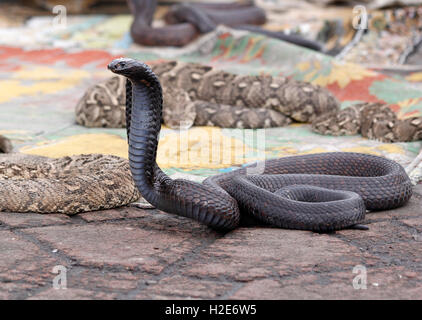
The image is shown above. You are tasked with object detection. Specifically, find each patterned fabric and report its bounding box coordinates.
[340,6,422,66]
[0,15,421,182]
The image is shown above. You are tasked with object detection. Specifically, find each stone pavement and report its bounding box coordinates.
[1,185,422,300]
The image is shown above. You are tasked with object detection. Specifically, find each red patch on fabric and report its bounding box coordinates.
[326,73,387,104]
[218,33,231,40]
[0,46,120,69]
[239,39,265,64]
[0,62,21,72]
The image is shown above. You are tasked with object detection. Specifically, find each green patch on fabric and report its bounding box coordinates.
[370,79,422,103]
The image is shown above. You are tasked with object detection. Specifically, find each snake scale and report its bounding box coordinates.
[108,57,413,231]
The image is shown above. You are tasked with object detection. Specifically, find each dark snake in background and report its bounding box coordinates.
[108,58,413,232]
[0,135,12,153]
[128,0,323,51]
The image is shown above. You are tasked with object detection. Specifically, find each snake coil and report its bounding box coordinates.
[108,58,413,232]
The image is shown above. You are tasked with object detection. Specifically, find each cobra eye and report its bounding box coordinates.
[118,62,126,68]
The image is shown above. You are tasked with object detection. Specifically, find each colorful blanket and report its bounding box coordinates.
[0,15,422,183]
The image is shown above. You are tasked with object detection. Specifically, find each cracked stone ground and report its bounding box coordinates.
[1,185,422,300]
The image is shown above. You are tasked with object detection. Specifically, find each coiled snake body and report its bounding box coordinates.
[129,0,322,50]
[109,58,413,232]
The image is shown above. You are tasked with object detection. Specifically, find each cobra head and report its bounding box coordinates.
[108,58,144,79]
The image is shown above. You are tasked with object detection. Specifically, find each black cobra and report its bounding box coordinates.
[108,58,413,232]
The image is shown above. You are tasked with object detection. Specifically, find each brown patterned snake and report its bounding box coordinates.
[0,127,138,214]
[76,60,339,130]
[76,60,422,142]
[312,102,422,142]
[0,152,139,214]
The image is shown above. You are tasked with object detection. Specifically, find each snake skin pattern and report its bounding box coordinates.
[312,102,422,142]
[108,57,413,232]
[0,153,139,214]
[76,60,336,130]
[75,75,127,128]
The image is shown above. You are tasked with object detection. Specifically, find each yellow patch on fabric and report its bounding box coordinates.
[340,146,381,155]
[339,144,406,156]
[19,128,260,169]
[297,60,375,88]
[21,134,128,159]
[12,66,89,81]
[375,144,405,154]
[302,147,331,154]
[157,127,259,169]
[0,67,89,103]
[406,72,422,82]
[339,146,381,155]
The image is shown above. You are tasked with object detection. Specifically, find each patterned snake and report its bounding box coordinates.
[76,60,338,130]
[108,57,413,232]
[76,60,422,142]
